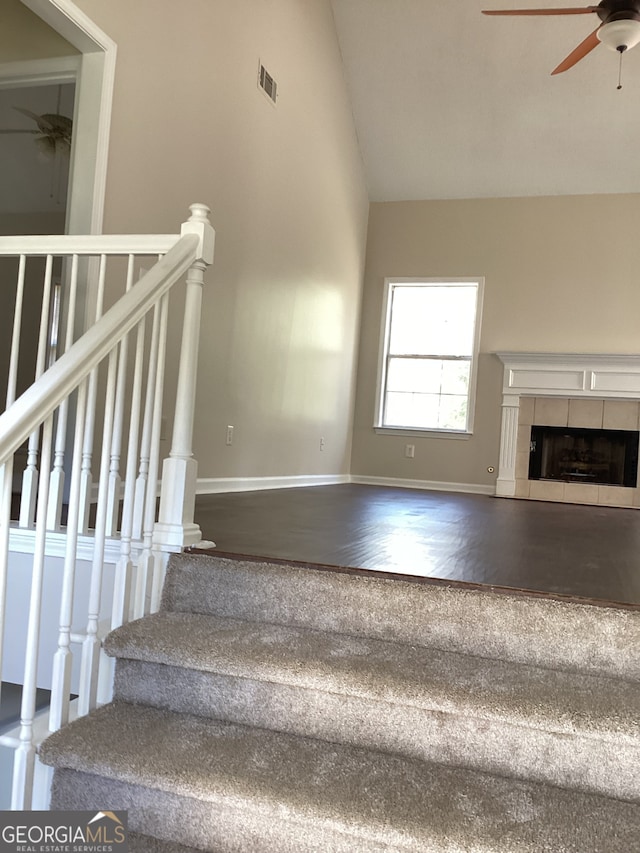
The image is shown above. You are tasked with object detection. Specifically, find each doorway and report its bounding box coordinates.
[0,80,75,235]
[12,0,117,236]
[0,1,115,483]
[0,80,76,423]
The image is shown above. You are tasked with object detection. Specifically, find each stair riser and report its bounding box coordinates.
[51,769,413,853]
[114,659,640,803]
[163,556,640,679]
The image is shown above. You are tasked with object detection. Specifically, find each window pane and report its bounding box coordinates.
[438,394,468,430]
[387,357,471,397]
[384,392,440,429]
[389,285,477,357]
[383,391,414,427]
[384,389,468,431]
[440,360,470,395]
[387,358,442,394]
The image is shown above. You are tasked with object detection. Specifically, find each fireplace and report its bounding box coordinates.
[496,353,640,508]
[529,426,639,488]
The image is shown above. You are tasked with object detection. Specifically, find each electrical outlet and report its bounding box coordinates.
[226,425,234,446]
[405,444,415,459]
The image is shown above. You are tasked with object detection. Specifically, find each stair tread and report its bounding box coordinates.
[106,610,640,742]
[161,554,640,680]
[41,701,640,853]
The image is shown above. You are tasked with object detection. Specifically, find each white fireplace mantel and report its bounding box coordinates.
[495,353,640,498]
[496,352,640,399]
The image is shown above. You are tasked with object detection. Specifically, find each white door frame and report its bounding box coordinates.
[12,0,117,235]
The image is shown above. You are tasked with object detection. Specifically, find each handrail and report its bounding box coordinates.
[0,232,199,466]
[0,234,180,257]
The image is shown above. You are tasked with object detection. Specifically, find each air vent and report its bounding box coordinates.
[258,62,277,105]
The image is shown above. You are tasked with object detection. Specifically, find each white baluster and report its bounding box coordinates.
[155,204,215,550]
[131,299,162,546]
[49,380,88,731]
[19,446,39,528]
[47,254,79,531]
[11,413,54,809]
[19,255,54,528]
[0,256,27,683]
[113,317,146,629]
[78,255,107,533]
[77,374,96,533]
[7,255,26,409]
[78,348,119,716]
[0,457,13,687]
[137,295,169,616]
[105,256,136,536]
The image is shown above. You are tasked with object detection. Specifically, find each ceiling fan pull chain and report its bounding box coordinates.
[617,45,625,90]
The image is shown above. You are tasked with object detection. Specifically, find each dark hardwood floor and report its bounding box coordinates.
[193,484,640,607]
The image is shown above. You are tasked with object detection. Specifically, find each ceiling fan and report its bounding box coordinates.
[0,87,73,203]
[0,107,72,155]
[483,1,640,77]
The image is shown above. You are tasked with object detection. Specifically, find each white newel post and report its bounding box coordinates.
[153,204,215,552]
[496,394,520,497]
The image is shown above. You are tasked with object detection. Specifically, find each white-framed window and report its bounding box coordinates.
[375,278,484,436]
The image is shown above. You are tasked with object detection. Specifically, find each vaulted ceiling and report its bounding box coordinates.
[330,0,640,201]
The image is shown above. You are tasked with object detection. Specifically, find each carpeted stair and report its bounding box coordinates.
[40,553,640,851]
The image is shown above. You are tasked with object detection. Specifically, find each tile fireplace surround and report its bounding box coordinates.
[496,353,640,509]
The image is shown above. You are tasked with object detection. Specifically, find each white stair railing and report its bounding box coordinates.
[0,204,215,809]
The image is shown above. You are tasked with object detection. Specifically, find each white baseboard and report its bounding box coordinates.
[350,475,495,496]
[196,474,350,495]
[195,473,494,496]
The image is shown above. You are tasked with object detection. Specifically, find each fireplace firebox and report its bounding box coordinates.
[529,426,640,488]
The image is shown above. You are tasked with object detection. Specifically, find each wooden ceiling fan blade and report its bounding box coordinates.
[551,27,601,73]
[483,7,599,15]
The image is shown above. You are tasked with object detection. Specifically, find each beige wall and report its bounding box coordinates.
[70,0,369,481]
[352,194,640,489]
[2,0,78,61]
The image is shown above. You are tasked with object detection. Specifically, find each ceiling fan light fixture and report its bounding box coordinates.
[596,19,640,53]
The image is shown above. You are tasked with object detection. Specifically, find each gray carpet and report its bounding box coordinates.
[40,554,640,851]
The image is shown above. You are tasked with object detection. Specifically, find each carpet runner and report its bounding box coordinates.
[40,553,640,851]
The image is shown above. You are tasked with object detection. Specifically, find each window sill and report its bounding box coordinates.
[374,427,472,440]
